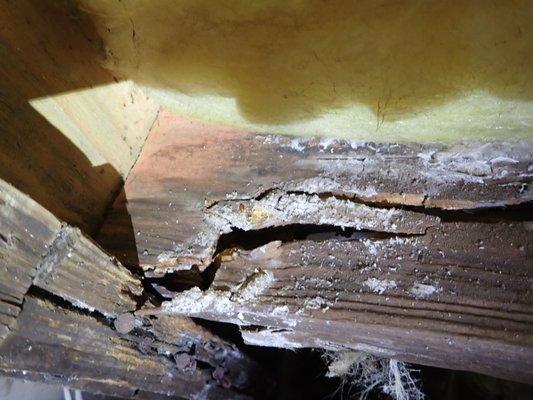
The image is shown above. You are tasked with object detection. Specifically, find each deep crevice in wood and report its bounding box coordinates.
[145,223,423,300]
[27,286,112,327]
[206,187,533,215]
[208,188,533,221]
[144,196,532,302]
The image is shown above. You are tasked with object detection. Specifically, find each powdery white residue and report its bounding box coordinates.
[319,137,337,151]
[303,296,333,310]
[421,141,532,185]
[241,328,304,349]
[284,176,343,193]
[410,282,441,298]
[289,138,306,152]
[364,278,397,295]
[417,150,436,163]
[387,237,411,245]
[162,269,273,317]
[448,160,491,177]
[490,156,519,165]
[157,251,178,264]
[349,140,366,150]
[214,190,427,234]
[362,239,379,256]
[236,269,273,302]
[260,135,282,145]
[162,287,235,316]
[272,305,290,315]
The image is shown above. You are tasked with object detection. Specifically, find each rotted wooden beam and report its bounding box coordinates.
[98,111,532,275]
[98,112,532,383]
[0,179,268,399]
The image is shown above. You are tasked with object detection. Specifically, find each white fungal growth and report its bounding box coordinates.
[289,138,306,152]
[303,296,332,310]
[364,278,397,295]
[323,351,425,400]
[157,251,178,264]
[161,287,235,315]
[272,305,290,315]
[234,269,273,302]
[161,269,273,317]
[241,328,304,349]
[326,351,364,377]
[410,282,440,298]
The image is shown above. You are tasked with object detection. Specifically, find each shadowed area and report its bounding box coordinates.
[81,0,532,139]
[0,0,158,234]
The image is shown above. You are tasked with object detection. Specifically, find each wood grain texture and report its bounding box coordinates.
[0,179,266,397]
[33,226,142,317]
[0,296,252,400]
[0,0,158,233]
[98,111,532,275]
[97,112,533,382]
[160,220,533,383]
[0,178,141,332]
[0,179,60,340]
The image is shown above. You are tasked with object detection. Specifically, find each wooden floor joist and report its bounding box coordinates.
[0,294,258,399]
[99,112,532,274]
[98,112,533,383]
[159,220,532,383]
[1,1,532,397]
[0,179,267,399]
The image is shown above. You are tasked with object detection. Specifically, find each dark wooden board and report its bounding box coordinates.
[156,220,532,383]
[33,226,142,318]
[98,112,533,382]
[0,178,267,398]
[0,295,253,399]
[0,179,61,340]
[98,112,532,275]
[0,178,141,330]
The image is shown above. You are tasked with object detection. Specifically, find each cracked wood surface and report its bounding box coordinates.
[0,178,264,398]
[98,111,532,275]
[98,112,533,382]
[32,226,142,318]
[159,220,533,383]
[0,178,142,330]
[0,179,61,340]
[0,295,252,400]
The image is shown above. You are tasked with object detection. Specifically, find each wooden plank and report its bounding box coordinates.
[155,220,533,383]
[0,0,158,234]
[98,111,532,275]
[98,112,533,382]
[0,179,60,340]
[0,178,141,328]
[0,295,254,400]
[0,178,267,397]
[33,226,142,317]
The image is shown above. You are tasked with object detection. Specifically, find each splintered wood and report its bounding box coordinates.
[0,179,264,399]
[98,112,533,383]
[0,296,257,400]
[100,112,531,274]
[0,179,60,340]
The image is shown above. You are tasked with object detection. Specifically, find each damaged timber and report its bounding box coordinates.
[0,179,268,399]
[98,113,533,384]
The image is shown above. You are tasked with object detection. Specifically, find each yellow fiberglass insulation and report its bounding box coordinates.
[79,0,533,141]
